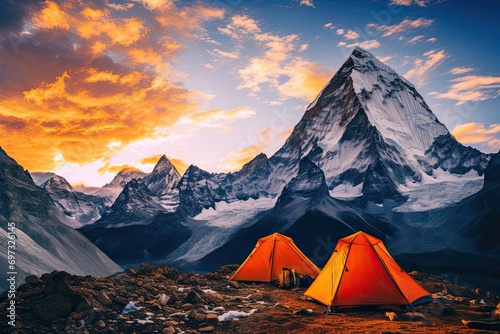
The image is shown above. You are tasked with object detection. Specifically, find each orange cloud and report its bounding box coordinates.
[135,0,173,10]
[218,14,261,39]
[451,123,500,149]
[170,158,189,174]
[404,49,447,86]
[217,127,292,171]
[217,144,267,172]
[32,1,69,30]
[448,67,475,75]
[0,0,224,176]
[76,12,148,46]
[139,155,189,174]
[98,163,138,174]
[432,75,500,105]
[140,155,164,165]
[278,60,332,101]
[214,14,336,104]
[155,5,224,37]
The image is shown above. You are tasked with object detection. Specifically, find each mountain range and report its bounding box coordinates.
[2,47,498,287]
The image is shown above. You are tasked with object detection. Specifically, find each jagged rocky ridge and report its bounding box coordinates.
[31,173,109,227]
[0,147,121,293]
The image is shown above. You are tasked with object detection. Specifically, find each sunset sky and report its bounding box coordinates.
[1,0,499,186]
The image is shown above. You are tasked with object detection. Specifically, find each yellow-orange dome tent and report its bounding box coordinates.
[230,232,321,282]
[304,231,430,307]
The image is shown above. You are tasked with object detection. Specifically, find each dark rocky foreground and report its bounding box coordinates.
[1,265,500,333]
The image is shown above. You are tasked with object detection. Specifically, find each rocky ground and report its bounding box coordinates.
[1,264,500,333]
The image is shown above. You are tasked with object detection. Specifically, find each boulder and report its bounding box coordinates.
[97,290,112,305]
[183,290,207,305]
[198,326,215,332]
[33,293,72,322]
[25,275,42,285]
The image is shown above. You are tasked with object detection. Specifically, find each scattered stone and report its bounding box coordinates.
[198,326,215,332]
[493,308,500,318]
[402,312,427,321]
[97,290,112,305]
[183,290,207,305]
[385,312,399,321]
[228,281,240,289]
[127,268,136,274]
[294,308,314,316]
[206,313,218,324]
[188,309,206,322]
[96,320,106,328]
[162,326,176,334]
[181,303,194,311]
[205,292,224,304]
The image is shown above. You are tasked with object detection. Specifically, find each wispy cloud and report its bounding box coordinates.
[299,0,316,8]
[323,22,335,30]
[220,14,333,102]
[209,48,240,59]
[217,127,292,171]
[338,40,381,50]
[406,35,425,45]
[367,17,434,37]
[187,107,256,129]
[451,123,500,151]
[389,0,441,7]
[404,49,447,86]
[431,75,500,105]
[344,30,360,40]
[218,14,261,39]
[448,67,475,75]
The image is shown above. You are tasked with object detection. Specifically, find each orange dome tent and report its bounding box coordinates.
[230,232,321,282]
[304,231,430,307]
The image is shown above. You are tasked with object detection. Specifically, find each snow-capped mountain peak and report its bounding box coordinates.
[145,155,181,196]
[274,47,489,202]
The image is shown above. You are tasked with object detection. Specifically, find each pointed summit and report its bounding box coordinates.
[273,48,489,202]
[152,154,178,174]
[145,155,181,196]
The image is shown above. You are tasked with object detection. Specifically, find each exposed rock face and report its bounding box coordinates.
[32,173,109,227]
[0,147,121,293]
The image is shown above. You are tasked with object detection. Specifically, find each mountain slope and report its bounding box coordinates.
[31,172,108,227]
[458,151,500,253]
[0,147,121,292]
[197,158,397,271]
[79,156,189,263]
